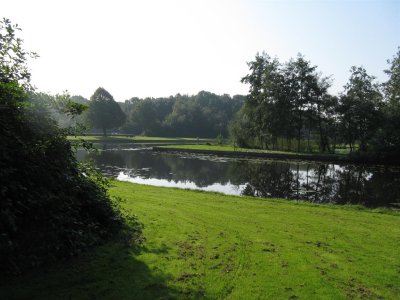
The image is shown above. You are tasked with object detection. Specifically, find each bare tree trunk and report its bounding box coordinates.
[297,112,303,152]
[318,118,324,152]
[297,133,301,152]
[296,163,300,199]
[332,125,337,154]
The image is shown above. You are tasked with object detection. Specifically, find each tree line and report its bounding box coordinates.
[45,49,399,162]
[231,49,400,161]
[120,91,244,137]
[62,48,399,163]
[55,90,245,138]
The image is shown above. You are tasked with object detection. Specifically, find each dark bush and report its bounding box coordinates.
[0,82,128,275]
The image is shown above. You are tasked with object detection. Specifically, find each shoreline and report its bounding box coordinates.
[67,136,212,144]
[153,146,350,163]
[153,145,400,165]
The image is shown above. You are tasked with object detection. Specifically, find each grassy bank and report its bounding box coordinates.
[159,144,304,154]
[67,135,211,143]
[2,182,399,299]
[155,144,348,162]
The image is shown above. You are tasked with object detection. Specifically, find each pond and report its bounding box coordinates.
[77,143,400,208]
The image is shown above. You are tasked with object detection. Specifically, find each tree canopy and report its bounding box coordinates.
[87,87,126,136]
[237,53,335,152]
[232,49,400,162]
[120,91,244,138]
[339,66,383,152]
[371,48,400,159]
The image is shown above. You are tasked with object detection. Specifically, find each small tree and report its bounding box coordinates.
[87,87,126,136]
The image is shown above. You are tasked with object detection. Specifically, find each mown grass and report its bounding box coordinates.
[2,182,399,299]
[159,144,348,157]
[67,135,211,143]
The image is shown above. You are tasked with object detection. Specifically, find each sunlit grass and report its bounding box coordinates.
[162,143,293,153]
[159,144,348,157]
[67,135,211,142]
[2,182,399,299]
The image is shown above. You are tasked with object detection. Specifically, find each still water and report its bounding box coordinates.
[77,143,400,207]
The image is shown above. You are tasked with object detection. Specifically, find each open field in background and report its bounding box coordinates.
[155,144,349,162]
[67,135,356,160]
[67,135,212,143]
[67,135,354,152]
[158,144,331,155]
[2,182,399,299]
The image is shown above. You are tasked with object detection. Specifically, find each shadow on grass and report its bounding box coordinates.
[0,243,203,300]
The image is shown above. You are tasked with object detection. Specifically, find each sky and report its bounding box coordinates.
[2,0,399,101]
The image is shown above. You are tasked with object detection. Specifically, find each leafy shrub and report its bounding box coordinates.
[0,82,135,275]
[215,133,224,145]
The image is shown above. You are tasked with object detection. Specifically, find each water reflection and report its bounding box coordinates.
[76,143,400,207]
[117,173,245,195]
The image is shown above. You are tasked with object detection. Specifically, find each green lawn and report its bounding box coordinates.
[161,144,295,154]
[2,182,399,299]
[159,144,347,158]
[67,135,211,143]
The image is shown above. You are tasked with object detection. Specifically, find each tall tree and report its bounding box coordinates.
[308,75,335,152]
[283,54,325,152]
[338,67,383,152]
[87,87,126,136]
[373,47,400,158]
[241,52,283,149]
[238,52,333,152]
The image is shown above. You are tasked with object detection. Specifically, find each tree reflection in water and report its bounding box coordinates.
[76,144,400,207]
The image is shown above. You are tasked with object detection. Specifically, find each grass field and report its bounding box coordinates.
[161,144,300,154]
[2,182,399,299]
[67,135,210,143]
[158,144,348,158]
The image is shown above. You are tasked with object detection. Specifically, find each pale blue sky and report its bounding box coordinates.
[2,0,399,101]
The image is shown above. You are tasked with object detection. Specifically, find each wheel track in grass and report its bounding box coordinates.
[218,231,248,299]
[180,207,249,299]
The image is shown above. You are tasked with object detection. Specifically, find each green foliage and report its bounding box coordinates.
[121,91,244,138]
[338,66,383,152]
[126,99,161,136]
[0,82,130,274]
[215,133,224,145]
[235,50,400,161]
[0,20,136,275]
[87,87,126,136]
[229,103,257,148]
[0,18,38,89]
[238,52,336,152]
[28,92,89,131]
[383,47,400,106]
[370,47,400,160]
